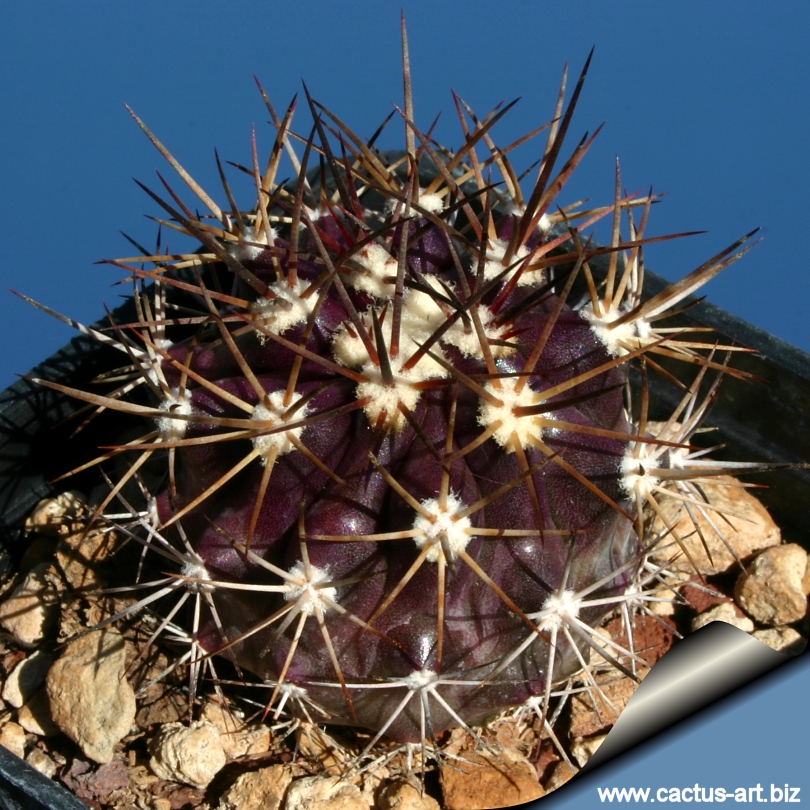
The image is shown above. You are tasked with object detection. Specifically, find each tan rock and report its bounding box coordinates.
[23,493,85,536]
[0,722,26,758]
[26,747,56,778]
[752,627,805,653]
[283,775,370,810]
[651,477,780,576]
[17,537,57,576]
[377,780,441,810]
[569,669,648,739]
[56,523,117,590]
[149,721,227,790]
[571,733,608,768]
[46,628,136,763]
[0,563,59,647]
[647,585,681,617]
[440,749,544,810]
[294,724,350,774]
[803,553,810,596]
[544,760,577,793]
[201,700,271,759]
[585,627,613,669]
[735,544,808,626]
[692,602,754,633]
[217,765,292,810]
[128,763,160,792]
[2,650,53,708]
[17,689,59,736]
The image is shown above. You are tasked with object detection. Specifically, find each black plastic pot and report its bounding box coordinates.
[0,253,808,807]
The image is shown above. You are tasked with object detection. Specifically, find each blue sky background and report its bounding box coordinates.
[1,1,808,390]
[1,0,809,796]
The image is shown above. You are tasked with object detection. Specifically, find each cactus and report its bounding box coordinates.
[25,25,770,755]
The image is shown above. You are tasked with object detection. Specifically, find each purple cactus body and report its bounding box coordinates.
[145,211,643,742]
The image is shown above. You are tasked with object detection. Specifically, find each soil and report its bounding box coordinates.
[0,487,805,810]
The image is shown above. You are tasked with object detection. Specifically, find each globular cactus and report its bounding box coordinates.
[27,30,766,752]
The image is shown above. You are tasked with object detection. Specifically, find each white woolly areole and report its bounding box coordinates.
[346,243,398,298]
[331,280,448,369]
[482,238,537,286]
[580,303,653,357]
[355,362,427,431]
[331,305,447,376]
[250,277,316,337]
[384,187,447,216]
[412,494,473,563]
[621,581,645,610]
[620,445,662,497]
[442,303,515,359]
[478,378,546,451]
[331,293,451,430]
[250,390,307,462]
[416,189,445,214]
[331,323,374,370]
[400,275,449,330]
[155,388,193,440]
[304,205,330,222]
[538,589,582,631]
[667,446,689,470]
[180,557,214,593]
[401,668,437,690]
[227,224,277,262]
[503,202,553,234]
[278,683,308,699]
[284,562,336,616]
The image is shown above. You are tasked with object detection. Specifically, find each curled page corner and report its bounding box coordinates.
[581,621,796,773]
